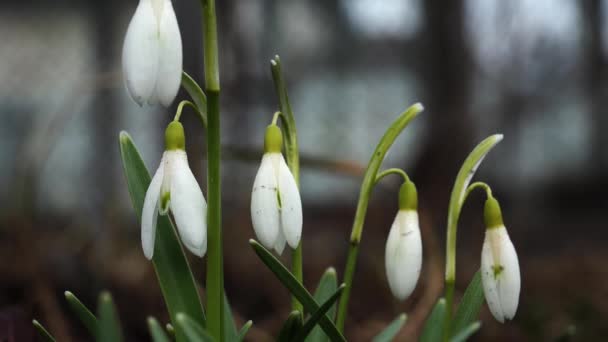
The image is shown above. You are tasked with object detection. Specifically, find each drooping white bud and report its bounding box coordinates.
[385,210,423,300]
[122,0,182,107]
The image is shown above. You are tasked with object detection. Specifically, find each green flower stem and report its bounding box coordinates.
[374,168,410,185]
[442,134,503,341]
[201,0,222,340]
[335,103,424,333]
[270,56,303,312]
[465,182,492,201]
[271,111,281,125]
[173,100,206,127]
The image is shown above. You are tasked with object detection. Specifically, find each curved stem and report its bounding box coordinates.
[201,0,222,340]
[374,168,410,185]
[173,100,206,128]
[270,56,303,312]
[465,182,492,201]
[335,103,424,333]
[442,135,503,341]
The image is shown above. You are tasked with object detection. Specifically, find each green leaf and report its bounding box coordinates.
[372,314,407,342]
[420,298,446,342]
[176,313,215,342]
[166,323,175,337]
[249,240,346,342]
[237,321,253,341]
[306,267,339,342]
[147,317,171,342]
[181,71,207,126]
[452,270,484,336]
[32,320,56,342]
[119,132,206,341]
[223,291,239,341]
[97,291,123,342]
[295,284,346,342]
[279,311,303,342]
[65,291,98,338]
[450,321,481,342]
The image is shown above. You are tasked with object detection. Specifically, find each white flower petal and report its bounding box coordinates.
[481,226,519,323]
[277,154,302,249]
[385,210,422,300]
[168,151,207,257]
[155,0,183,107]
[273,229,287,255]
[141,160,164,260]
[251,154,280,249]
[122,0,159,106]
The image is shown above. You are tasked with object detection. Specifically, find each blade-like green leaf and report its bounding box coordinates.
[166,323,175,337]
[176,313,215,342]
[450,321,481,342]
[148,317,171,342]
[238,321,253,341]
[181,72,207,126]
[295,284,346,342]
[249,240,346,342]
[119,132,206,341]
[306,267,338,342]
[32,320,56,342]
[372,314,407,342]
[452,270,484,336]
[279,311,303,342]
[65,291,98,337]
[420,298,447,342]
[97,291,123,342]
[223,291,238,341]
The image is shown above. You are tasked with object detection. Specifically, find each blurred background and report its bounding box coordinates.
[1,0,607,340]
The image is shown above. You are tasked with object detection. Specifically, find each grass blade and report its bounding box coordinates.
[452,270,484,336]
[307,267,338,342]
[295,284,346,341]
[176,313,215,342]
[147,317,170,342]
[32,320,56,342]
[420,298,446,342]
[279,311,303,342]
[223,291,239,341]
[372,314,407,342]
[249,240,346,342]
[119,132,206,341]
[450,321,481,342]
[97,291,123,342]
[238,321,253,341]
[65,291,98,337]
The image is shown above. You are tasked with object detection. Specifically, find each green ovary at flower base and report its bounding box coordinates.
[141,121,208,259]
[122,0,183,107]
[251,123,303,254]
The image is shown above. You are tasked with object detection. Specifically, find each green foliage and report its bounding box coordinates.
[372,314,407,342]
[306,268,339,342]
[97,292,123,342]
[450,322,481,342]
[32,320,56,342]
[452,270,485,337]
[420,298,447,342]
[65,291,98,338]
[249,239,346,342]
[176,313,215,342]
[295,284,346,342]
[279,311,304,342]
[147,317,171,342]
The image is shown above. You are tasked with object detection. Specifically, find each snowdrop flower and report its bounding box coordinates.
[142,121,207,259]
[385,180,422,300]
[481,196,520,323]
[251,124,302,254]
[122,0,182,106]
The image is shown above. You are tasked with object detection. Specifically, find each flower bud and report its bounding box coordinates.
[481,197,520,323]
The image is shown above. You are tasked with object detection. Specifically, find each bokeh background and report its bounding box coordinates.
[1,0,607,340]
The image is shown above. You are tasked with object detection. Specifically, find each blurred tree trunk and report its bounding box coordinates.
[89,0,118,217]
[582,0,608,177]
[415,0,473,214]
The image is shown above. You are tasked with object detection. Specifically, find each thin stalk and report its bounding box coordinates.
[173,100,206,127]
[374,168,410,185]
[335,103,423,332]
[201,0,222,340]
[270,56,303,312]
